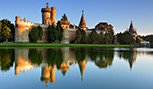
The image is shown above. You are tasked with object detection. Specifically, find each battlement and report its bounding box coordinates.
[16,16,48,28]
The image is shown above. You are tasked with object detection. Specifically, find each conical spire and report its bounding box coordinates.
[129,21,135,32]
[79,10,87,30]
[79,60,87,80]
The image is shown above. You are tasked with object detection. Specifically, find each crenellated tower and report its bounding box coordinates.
[41,3,56,25]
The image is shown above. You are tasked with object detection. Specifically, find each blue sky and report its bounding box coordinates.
[0,0,153,35]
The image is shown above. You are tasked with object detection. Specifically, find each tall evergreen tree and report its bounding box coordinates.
[29,27,39,42]
[89,30,99,43]
[56,22,64,42]
[75,29,82,43]
[37,26,43,40]
[48,25,55,42]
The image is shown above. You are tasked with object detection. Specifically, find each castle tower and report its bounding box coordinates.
[41,3,52,25]
[128,21,138,39]
[129,21,135,32]
[51,7,56,23]
[79,10,88,30]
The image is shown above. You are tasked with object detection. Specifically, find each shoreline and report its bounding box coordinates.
[0,43,134,48]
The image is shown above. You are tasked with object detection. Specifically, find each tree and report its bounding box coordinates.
[80,29,86,43]
[75,29,82,43]
[29,26,43,42]
[108,31,114,44]
[1,25,11,42]
[29,27,39,42]
[37,26,43,40]
[48,25,55,42]
[108,24,114,34]
[95,22,108,31]
[56,22,64,42]
[0,19,15,42]
[105,32,110,44]
[89,30,99,43]
[117,31,135,44]
[99,31,105,44]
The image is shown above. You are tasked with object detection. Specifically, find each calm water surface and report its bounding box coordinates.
[0,47,153,89]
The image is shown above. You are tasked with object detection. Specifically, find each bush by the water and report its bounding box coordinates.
[75,28,115,44]
[116,31,135,44]
[29,26,43,42]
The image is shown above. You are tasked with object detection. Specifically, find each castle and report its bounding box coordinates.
[15,3,88,43]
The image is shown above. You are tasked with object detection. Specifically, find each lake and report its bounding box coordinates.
[0,47,153,89]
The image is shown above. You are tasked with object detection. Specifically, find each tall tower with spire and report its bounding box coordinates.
[129,21,135,32]
[79,10,88,30]
[128,21,137,39]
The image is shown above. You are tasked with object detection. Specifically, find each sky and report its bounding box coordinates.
[0,0,153,35]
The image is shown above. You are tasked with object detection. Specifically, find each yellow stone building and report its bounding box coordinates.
[15,3,89,43]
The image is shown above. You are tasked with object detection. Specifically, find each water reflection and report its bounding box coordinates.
[0,49,14,72]
[0,47,139,87]
[117,48,137,69]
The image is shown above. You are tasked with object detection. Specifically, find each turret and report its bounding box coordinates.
[41,3,51,25]
[129,21,135,32]
[79,10,88,30]
[15,16,20,26]
[51,7,56,23]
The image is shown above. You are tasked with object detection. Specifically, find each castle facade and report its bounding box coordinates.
[15,3,88,43]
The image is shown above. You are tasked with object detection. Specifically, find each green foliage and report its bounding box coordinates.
[37,26,43,40]
[105,32,110,44]
[48,23,64,43]
[29,26,43,42]
[117,31,135,44]
[80,29,86,43]
[141,35,153,43]
[0,19,15,42]
[29,49,43,65]
[99,32,105,43]
[88,30,99,43]
[75,29,82,43]
[29,27,39,42]
[75,28,87,44]
[0,49,14,72]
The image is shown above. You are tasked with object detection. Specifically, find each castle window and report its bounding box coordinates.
[26,27,28,30]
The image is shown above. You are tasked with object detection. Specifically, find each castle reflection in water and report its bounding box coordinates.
[0,47,138,87]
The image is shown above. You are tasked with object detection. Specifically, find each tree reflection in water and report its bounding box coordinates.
[0,49,14,72]
[0,47,138,86]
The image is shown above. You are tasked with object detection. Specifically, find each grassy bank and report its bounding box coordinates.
[0,43,134,48]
